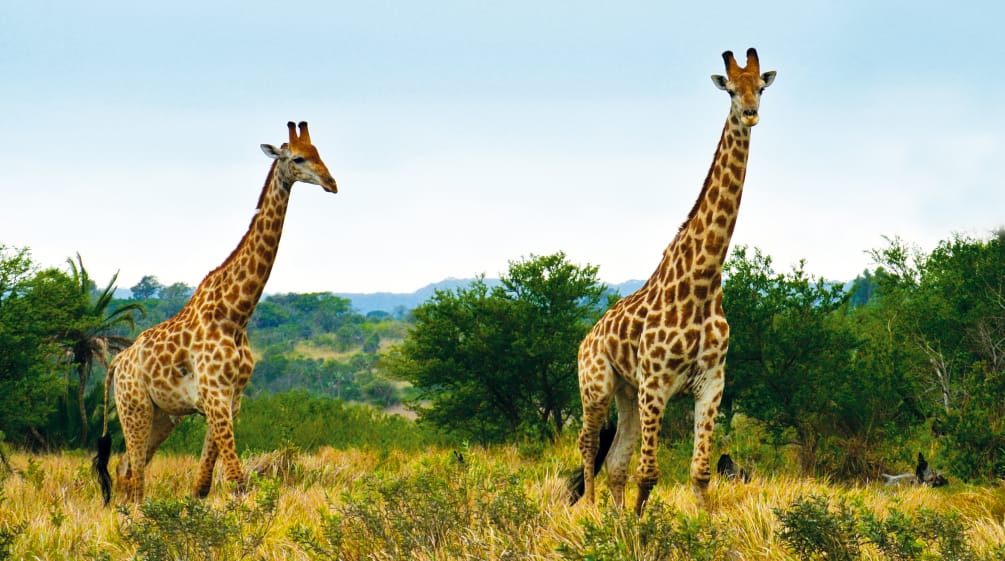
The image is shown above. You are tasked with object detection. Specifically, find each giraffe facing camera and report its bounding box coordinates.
[94,121,338,504]
[572,48,775,515]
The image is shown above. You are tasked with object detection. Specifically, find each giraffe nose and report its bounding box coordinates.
[741,109,759,126]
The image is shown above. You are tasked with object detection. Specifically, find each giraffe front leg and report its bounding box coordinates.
[691,366,725,510]
[635,390,666,516]
[203,396,246,495]
[194,427,219,498]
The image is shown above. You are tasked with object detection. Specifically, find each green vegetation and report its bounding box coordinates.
[5,447,1005,560]
[384,252,609,444]
[2,229,1005,487]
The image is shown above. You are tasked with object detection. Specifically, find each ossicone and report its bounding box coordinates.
[721,50,740,73]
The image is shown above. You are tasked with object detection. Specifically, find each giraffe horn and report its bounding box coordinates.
[287,121,298,144]
[721,50,740,74]
[745,48,760,73]
[298,121,311,144]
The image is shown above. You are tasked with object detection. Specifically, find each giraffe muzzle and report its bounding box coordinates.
[321,176,339,193]
[741,109,759,126]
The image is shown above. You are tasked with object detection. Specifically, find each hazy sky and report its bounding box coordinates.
[3,1,1002,294]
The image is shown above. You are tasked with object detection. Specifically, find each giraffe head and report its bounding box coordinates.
[260,121,338,193]
[711,48,776,127]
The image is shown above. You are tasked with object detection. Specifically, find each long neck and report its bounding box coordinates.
[187,161,292,329]
[652,109,752,286]
[682,110,751,259]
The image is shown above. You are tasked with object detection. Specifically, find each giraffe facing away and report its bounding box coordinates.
[94,121,338,504]
[573,49,775,514]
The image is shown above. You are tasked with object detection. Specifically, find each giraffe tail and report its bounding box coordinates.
[566,419,617,505]
[93,362,115,506]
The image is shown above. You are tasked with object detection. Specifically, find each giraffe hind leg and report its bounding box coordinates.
[575,352,617,506]
[118,391,154,503]
[606,385,640,510]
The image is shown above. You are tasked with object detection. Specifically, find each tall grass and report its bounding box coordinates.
[1,443,1004,560]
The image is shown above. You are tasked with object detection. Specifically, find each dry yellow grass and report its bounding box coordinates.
[2,445,1004,560]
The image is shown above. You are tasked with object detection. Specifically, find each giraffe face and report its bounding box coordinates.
[711,48,776,127]
[260,121,338,193]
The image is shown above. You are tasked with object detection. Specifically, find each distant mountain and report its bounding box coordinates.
[334,278,499,315]
[115,277,646,314]
[337,278,645,314]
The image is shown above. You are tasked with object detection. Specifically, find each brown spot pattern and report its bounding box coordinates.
[576,56,768,512]
[103,123,337,503]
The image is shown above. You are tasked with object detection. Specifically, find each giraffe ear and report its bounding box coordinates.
[260,144,282,159]
[761,71,777,88]
[711,75,729,91]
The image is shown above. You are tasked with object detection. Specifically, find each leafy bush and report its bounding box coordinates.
[559,500,729,561]
[774,494,862,561]
[289,452,542,560]
[159,390,445,455]
[776,494,992,561]
[117,476,279,561]
[858,508,925,561]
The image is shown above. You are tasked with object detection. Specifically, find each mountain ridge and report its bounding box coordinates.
[336,278,646,314]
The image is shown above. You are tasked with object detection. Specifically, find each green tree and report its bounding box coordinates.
[160,282,194,301]
[499,252,607,438]
[0,246,73,445]
[130,275,163,300]
[60,254,145,445]
[870,232,1005,480]
[386,252,606,444]
[722,246,862,473]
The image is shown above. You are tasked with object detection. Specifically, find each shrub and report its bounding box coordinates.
[774,494,861,561]
[777,494,990,561]
[117,476,279,561]
[559,499,729,561]
[290,452,542,560]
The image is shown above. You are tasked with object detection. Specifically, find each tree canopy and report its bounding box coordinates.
[385,252,607,444]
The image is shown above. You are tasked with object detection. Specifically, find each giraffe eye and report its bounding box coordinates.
[292,157,306,164]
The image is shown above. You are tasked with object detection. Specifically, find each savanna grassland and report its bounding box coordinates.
[3,443,1005,561]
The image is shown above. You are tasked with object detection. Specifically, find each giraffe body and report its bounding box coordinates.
[96,122,337,503]
[576,49,775,514]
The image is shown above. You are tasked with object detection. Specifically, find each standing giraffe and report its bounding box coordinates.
[573,49,775,514]
[94,121,338,503]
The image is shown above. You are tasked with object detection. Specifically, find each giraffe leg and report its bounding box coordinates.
[606,385,640,510]
[197,393,245,497]
[193,426,219,498]
[145,408,178,465]
[690,365,725,510]
[577,352,615,506]
[577,401,609,506]
[634,389,667,516]
[117,386,154,503]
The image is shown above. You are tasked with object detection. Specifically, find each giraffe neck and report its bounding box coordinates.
[187,161,293,329]
[656,109,751,283]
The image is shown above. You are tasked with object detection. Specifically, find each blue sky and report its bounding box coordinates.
[2,1,1002,294]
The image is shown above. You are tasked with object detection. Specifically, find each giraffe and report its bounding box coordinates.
[573,49,775,514]
[94,121,338,504]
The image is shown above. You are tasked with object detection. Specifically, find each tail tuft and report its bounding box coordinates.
[93,434,112,506]
[567,420,617,505]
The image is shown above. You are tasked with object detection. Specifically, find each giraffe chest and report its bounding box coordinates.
[598,285,729,385]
